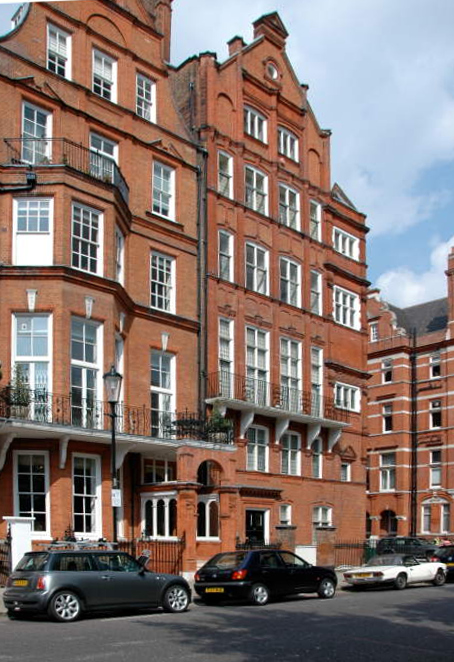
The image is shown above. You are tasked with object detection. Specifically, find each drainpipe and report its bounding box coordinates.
[196,146,208,417]
[0,170,37,193]
[410,328,418,536]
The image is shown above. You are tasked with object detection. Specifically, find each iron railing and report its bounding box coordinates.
[0,387,233,443]
[207,371,349,423]
[118,536,185,575]
[0,527,12,586]
[236,540,282,550]
[2,137,129,204]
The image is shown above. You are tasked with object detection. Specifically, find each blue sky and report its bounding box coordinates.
[1,0,454,308]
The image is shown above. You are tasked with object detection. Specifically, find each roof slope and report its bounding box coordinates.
[388,298,448,336]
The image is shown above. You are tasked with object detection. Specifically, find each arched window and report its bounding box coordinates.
[169,498,177,536]
[209,501,219,537]
[157,499,165,536]
[197,501,206,537]
[197,498,219,538]
[144,500,154,537]
[142,493,178,539]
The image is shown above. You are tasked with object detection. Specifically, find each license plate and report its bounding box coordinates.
[205,587,224,593]
[446,563,454,567]
[12,579,28,587]
[354,573,372,578]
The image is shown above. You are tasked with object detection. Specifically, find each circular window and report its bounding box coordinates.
[266,63,279,80]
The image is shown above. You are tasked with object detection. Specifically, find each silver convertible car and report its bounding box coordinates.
[343,554,447,590]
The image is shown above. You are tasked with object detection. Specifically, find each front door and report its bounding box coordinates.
[246,510,265,544]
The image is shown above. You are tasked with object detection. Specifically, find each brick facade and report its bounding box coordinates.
[0,0,369,574]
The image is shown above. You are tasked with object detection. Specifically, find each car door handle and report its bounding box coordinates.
[101,575,113,581]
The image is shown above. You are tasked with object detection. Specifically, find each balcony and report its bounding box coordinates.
[0,387,233,445]
[2,137,129,205]
[206,371,349,448]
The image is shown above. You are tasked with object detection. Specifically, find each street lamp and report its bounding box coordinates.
[103,365,122,544]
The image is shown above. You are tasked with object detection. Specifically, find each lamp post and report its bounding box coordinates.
[103,365,122,544]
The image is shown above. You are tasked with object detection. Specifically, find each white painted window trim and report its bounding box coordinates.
[245,241,269,295]
[309,200,322,241]
[332,226,359,261]
[246,425,269,472]
[136,72,156,122]
[244,105,267,143]
[218,150,233,198]
[278,183,300,230]
[281,432,301,476]
[196,495,220,540]
[218,230,234,282]
[92,48,117,102]
[21,101,52,163]
[13,450,51,539]
[140,491,179,540]
[152,161,176,220]
[70,316,104,408]
[71,202,104,276]
[278,126,298,161]
[150,251,176,313]
[244,165,268,215]
[72,452,102,540]
[333,285,360,330]
[334,381,360,412]
[47,22,71,79]
[13,197,54,266]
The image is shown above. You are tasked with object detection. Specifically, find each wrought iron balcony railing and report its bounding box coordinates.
[206,371,349,423]
[0,387,233,444]
[2,137,129,205]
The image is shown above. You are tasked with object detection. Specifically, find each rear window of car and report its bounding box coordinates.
[51,555,95,571]
[15,553,49,571]
[205,552,248,569]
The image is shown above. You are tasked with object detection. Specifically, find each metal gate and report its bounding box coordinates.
[118,535,186,575]
[0,527,12,586]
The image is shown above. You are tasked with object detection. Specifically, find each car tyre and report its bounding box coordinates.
[394,573,407,590]
[249,583,270,606]
[317,577,336,599]
[162,584,190,613]
[432,569,446,587]
[48,591,83,622]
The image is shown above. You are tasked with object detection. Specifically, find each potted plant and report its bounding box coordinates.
[206,401,233,443]
[6,364,31,417]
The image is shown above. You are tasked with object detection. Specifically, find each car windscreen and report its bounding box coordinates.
[366,555,403,567]
[15,553,49,571]
[205,552,248,569]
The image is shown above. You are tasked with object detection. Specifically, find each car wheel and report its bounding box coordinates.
[162,584,190,613]
[47,591,83,622]
[249,583,270,606]
[394,573,407,590]
[432,569,446,586]
[317,578,336,599]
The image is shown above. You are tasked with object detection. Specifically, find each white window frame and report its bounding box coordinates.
[92,48,117,102]
[370,322,379,342]
[312,506,332,534]
[47,23,71,79]
[246,425,269,472]
[245,165,268,215]
[430,449,442,488]
[422,504,431,534]
[279,504,292,526]
[311,438,323,478]
[334,382,360,412]
[311,346,323,417]
[219,317,234,398]
[333,227,359,260]
[441,503,450,534]
[13,197,54,266]
[115,226,125,285]
[245,242,268,295]
[71,202,103,276]
[280,257,301,307]
[70,317,103,428]
[281,432,301,476]
[196,495,220,540]
[278,126,298,161]
[218,151,233,198]
[72,453,102,539]
[310,270,322,316]
[150,251,175,313]
[341,462,351,482]
[382,359,393,383]
[380,452,396,491]
[430,400,442,429]
[141,492,178,540]
[143,457,175,484]
[14,450,50,539]
[333,286,360,330]
[219,230,233,281]
[280,337,301,411]
[383,404,393,433]
[246,326,269,406]
[21,101,52,164]
[309,200,322,241]
[244,106,267,143]
[136,72,156,122]
[278,183,300,229]
[430,352,441,378]
[150,349,175,437]
[89,132,118,184]
[152,161,176,220]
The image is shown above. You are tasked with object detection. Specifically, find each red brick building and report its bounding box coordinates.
[367,252,454,539]
[0,0,369,574]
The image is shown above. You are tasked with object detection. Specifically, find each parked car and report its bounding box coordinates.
[375,536,437,559]
[431,545,454,579]
[343,554,447,590]
[194,549,337,605]
[3,549,191,622]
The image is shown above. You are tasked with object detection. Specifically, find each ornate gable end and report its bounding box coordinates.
[332,183,357,211]
[253,12,289,48]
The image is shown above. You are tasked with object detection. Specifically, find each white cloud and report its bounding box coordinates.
[376,235,454,307]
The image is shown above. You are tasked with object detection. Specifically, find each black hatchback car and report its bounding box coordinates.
[431,545,454,579]
[375,536,437,559]
[3,549,191,622]
[194,549,337,605]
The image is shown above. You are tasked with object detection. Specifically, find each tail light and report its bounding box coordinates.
[194,572,201,582]
[343,573,351,579]
[36,575,47,591]
[231,569,248,580]
[429,556,438,562]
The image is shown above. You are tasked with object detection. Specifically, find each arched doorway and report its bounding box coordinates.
[380,509,397,536]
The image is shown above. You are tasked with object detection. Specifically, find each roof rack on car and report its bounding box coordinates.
[44,540,116,551]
